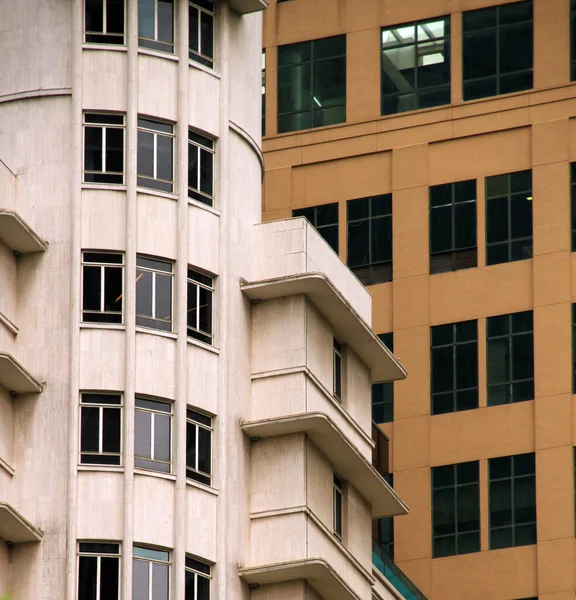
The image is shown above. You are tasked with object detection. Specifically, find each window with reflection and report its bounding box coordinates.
[431,320,478,415]
[78,542,120,600]
[136,256,173,332]
[186,408,212,485]
[347,194,392,285]
[293,203,339,253]
[189,0,214,68]
[372,333,394,423]
[82,252,124,323]
[185,556,211,600]
[133,546,170,600]
[80,393,122,465]
[85,0,125,45]
[134,397,172,473]
[278,35,346,133]
[489,453,536,549]
[188,131,215,206]
[187,268,214,344]
[84,113,125,184]
[463,0,533,101]
[485,170,532,266]
[138,0,174,54]
[430,179,477,274]
[381,17,450,115]
[432,461,480,558]
[137,118,174,193]
[487,311,534,406]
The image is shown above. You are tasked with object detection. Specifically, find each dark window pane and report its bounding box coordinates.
[156,134,173,183]
[433,464,454,488]
[200,149,213,196]
[490,479,512,527]
[463,31,497,79]
[154,414,171,462]
[430,205,452,253]
[455,202,476,248]
[157,0,174,44]
[434,535,456,558]
[135,410,152,459]
[486,197,509,243]
[100,556,119,600]
[106,127,124,174]
[463,7,497,32]
[433,487,455,536]
[133,559,150,600]
[432,346,454,393]
[198,426,211,475]
[500,23,533,74]
[85,127,103,172]
[81,407,100,453]
[197,574,210,600]
[83,266,101,311]
[137,130,154,178]
[152,562,169,600]
[103,408,121,454]
[136,269,153,318]
[78,556,97,600]
[347,220,369,267]
[107,0,124,35]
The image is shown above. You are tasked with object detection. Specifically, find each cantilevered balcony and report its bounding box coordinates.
[0,210,47,254]
[229,0,268,14]
[0,502,43,544]
[0,352,43,394]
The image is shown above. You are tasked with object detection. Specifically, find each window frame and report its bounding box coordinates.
[186,408,213,486]
[293,202,339,254]
[84,0,125,45]
[189,0,214,68]
[137,117,175,193]
[78,541,121,600]
[134,396,173,474]
[372,333,394,423]
[333,474,343,540]
[82,251,125,324]
[185,555,212,600]
[333,338,342,402]
[187,267,214,344]
[83,113,126,185]
[188,131,215,206]
[380,16,451,116]
[79,392,123,466]
[132,545,171,600]
[138,0,175,54]
[262,50,266,136]
[136,255,174,332]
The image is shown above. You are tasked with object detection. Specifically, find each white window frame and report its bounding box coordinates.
[333,474,343,540]
[82,251,125,323]
[187,267,214,343]
[187,131,215,206]
[83,113,126,184]
[134,397,173,473]
[78,541,121,600]
[133,546,171,600]
[138,0,174,54]
[84,0,126,44]
[186,408,213,485]
[137,118,175,193]
[189,0,215,67]
[185,555,212,600]
[136,256,174,332]
[79,392,123,465]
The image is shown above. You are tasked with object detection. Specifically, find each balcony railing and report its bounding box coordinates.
[372,539,428,600]
[372,422,390,478]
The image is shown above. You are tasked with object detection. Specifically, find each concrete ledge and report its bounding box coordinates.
[0,502,43,543]
[229,0,268,14]
[241,412,408,518]
[0,209,47,254]
[239,558,359,600]
[0,352,44,394]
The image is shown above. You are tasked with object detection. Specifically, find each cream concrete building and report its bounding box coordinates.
[0,1,408,599]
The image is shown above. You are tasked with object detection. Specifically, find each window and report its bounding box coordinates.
[262,50,266,136]
[185,556,211,600]
[431,320,478,415]
[485,170,532,266]
[372,333,394,423]
[186,409,212,485]
[134,397,172,473]
[84,114,125,185]
[333,474,343,539]
[82,252,124,324]
[375,474,394,558]
[432,461,480,558]
[572,0,576,80]
[85,0,125,45]
[136,256,173,332]
[487,311,534,406]
[138,0,174,53]
[137,118,174,193]
[489,453,536,549]
[278,35,346,133]
[381,17,450,116]
[430,180,477,274]
[188,132,214,206]
[80,393,122,465]
[133,546,170,600]
[571,163,576,251]
[78,542,120,600]
[333,339,342,402]
[189,1,214,68]
[463,0,533,101]
[293,203,339,253]
[347,194,392,285]
[187,268,214,344]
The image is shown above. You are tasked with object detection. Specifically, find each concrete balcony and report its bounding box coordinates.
[0,210,47,255]
[0,502,43,544]
[229,0,268,14]
[0,352,43,395]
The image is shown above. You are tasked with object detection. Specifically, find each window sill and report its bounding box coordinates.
[188,197,220,217]
[136,327,177,340]
[82,43,127,52]
[137,187,178,202]
[187,337,220,355]
[78,465,124,473]
[138,48,179,63]
[80,323,126,331]
[134,468,176,481]
[82,183,127,192]
[186,478,219,496]
[188,60,221,79]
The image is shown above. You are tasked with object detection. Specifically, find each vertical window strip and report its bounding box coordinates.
[82,251,124,323]
[136,256,173,332]
[134,397,172,473]
[83,113,126,184]
[333,474,343,539]
[372,333,394,423]
[187,268,214,344]
[186,408,213,485]
[189,0,215,68]
[80,393,122,465]
[185,556,211,600]
[188,132,215,206]
[137,118,174,193]
[133,546,170,600]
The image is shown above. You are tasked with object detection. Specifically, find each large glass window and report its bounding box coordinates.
[186,409,212,485]
[78,542,120,600]
[487,311,534,406]
[82,252,124,324]
[430,179,477,274]
[85,0,125,45]
[293,203,339,253]
[136,256,173,332]
[137,118,174,193]
[333,474,343,540]
[138,0,174,54]
[134,397,172,473]
[347,194,392,285]
[278,35,346,133]
[188,132,214,206]
[489,453,536,549]
[381,17,450,116]
[185,556,211,600]
[133,546,170,600]
[372,333,394,423]
[187,268,213,344]
[80,393,122,465]
[375,473,395,558]
[84,113,125,185]
[463,0,533,101]
[485,170,532,266]
[189,1,214,68]
[431,320,478,415]
[432,461,480,558]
